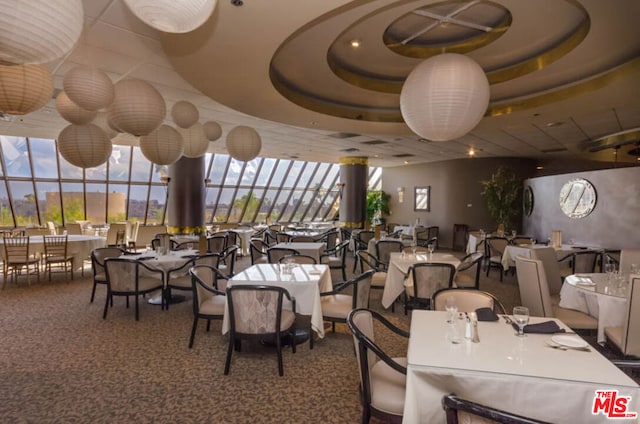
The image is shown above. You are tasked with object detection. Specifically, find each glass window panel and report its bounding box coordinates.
[0,182,13,227]
[296,162,315,188]
[208,154,229,185]
[37,182,62,225]
[215,188,235,221]
[130,148,152,182]
[58,152,83,179]
[245,189,264,222]
[128,185,149,224]
[322,165,339,189]
[369,166,382,191]
[205,187,220,223]
[282,161,304,188]
[108,145,131,181]
[84,161,107,182]
[10,181,37,226]
[260,189,278,219]
[30,138,59,178]
[309,163,329,189]
[229,188,250,223]
[1,136,31,177]
[295,190,315,222]
[270,160,290,186]
[239,158,260,186]
[318,193,340,220]
[255,159,276,186]
[85,183,108,224]
[146,185,166,225]
[274,189,293,221]
[59,183,85,225]
[225,159,243,186]
[103,184,127,222]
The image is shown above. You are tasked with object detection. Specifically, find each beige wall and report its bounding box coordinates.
[382,157,536,249]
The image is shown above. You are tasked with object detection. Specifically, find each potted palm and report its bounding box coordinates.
[480,166,522,233]
[366,190,390,227]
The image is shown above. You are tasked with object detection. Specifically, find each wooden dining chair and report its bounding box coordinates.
[188,264,229,348]
[432,288,505,314]
[90,247,126,303]
[404,262,456,314]
[3,236,40,287]
[604,276,640,357]
[442,395,549,424]
[42,235,74,281]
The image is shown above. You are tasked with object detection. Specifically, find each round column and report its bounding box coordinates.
[339,156,368,229]
[167,156,205,234]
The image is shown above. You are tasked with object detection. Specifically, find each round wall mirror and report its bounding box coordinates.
[523,186,534,216]
[559,178,597,219]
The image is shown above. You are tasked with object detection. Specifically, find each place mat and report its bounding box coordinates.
[512,320,566,334]
[475,307,499,321]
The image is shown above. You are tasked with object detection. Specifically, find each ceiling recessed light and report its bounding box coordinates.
[536,166,544,170]
[350,39,361,48]
[403,160,409,164]
[468,147,475,157]
[545,122,564,128]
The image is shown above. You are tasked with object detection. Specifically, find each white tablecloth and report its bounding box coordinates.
[222,263,332,338]
[234,229,255,256]
[381,252,460,309]
[560,273,628,343]
[501,244,577,270]
[273,242,326,263]
[137,249,197,281]
[404,310,640,423]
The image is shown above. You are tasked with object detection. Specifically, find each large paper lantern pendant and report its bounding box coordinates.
[140,125,184,165]
[123,0,217,33]
[0,64,53,115]
[57,124,113,168]
[226,126,261,162]
[107,79,166,137]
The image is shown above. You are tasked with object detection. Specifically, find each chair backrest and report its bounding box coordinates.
[280,254,317,265]
[375,240,404,265]
[267,247,299,263]
[207,234,227,253]
[433,288,505,314]
[24,227,49,236]
[106,223,127,245]
[290,235,314,242]
[486,236,509,257]
[47,221,57,235]
[104,258,138,293]
[442,395,548,424]
[456,252,483,272]
[190,264,226,315]
[226,285,290,335]
[357,250,382,273]
[530,247,563,295]
[129,221,140,244]
[426,226,439,241]
[569,250,598,274]
[350,270,374,309]
[620,249,640,275]
[220,245,239,275]
[514,256,553,317]
[357,230,375,247]
[409,263,456,301]
[512,236,535,246]
[3,236,31,261]
[276,232,292,243]
[91,247,124,269]
[621,276,640,356]
[250,239,269,264]
[339,227,353,244]
[175,240,199,250]
[43,235,68,257]
[65,222,83,235]
[323,230,338,250]
[415,227,429,244]
[226,230,239,246]
[135,225,167,248]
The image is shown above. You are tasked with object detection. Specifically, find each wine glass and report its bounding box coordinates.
[445,296,458,323]
[428,243,435,257]
[513,306,529,337]
[411,241,417,256]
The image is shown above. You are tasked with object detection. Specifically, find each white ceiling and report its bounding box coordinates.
[1,0,639,168]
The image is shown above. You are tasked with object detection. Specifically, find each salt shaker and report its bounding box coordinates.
[464,315,472,340]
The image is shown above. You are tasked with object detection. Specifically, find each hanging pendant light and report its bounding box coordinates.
[57,124,113,169]
[140,125,184,165]
[56,91,97,125]
[0,64,53,115]
[123,0,217,33]
[203,121,222,141]
[177,122,209,158]
[107,79,166,137]
[226,126,261,162]
[171,101,199,129]
[63,65,115,111]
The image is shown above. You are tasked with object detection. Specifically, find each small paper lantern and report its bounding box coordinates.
[226,126,261,162]
[107,79,166,136]
[203,121,222,141]
[91,111,119,139]
[177,123,209,158]
[0,64,53,115]
[400,53,490,141]
[171,100,199,129]
[63,65,114,111]
[58,124,113,168]
[140,125,184,165]
[56,91,97,125]
[0,0,83,65]
[123,0,217,33]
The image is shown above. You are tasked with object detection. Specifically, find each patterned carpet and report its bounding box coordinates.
[0,252,633,423]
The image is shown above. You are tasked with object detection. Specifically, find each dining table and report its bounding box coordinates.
[560,273,629,343]
[272,241,326,263]
[221,263,332,338]
[381,252,460,309]
[404,310,640,423]
[501,243,589,271]
[135,248,199,305]
[233,228,256,256]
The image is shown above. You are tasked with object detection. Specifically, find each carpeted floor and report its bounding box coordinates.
[0,251,633,423]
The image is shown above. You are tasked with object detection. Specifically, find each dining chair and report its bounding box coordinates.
[3,236,40,287]
[225,285,296,377]
[318,239,349,282]
[174,240,199,250]
[165,253,220,310]
[415,226,430,246]
[249,238,269,265]
[321,269,374,333]
[355,230,375,252]
[317,229,338,251]
[425,226,439,249]
[42,235,74,281]
[566,250,599,275]
[218,244,239,278]
[620,249,640,275]
[514,256,597,330]
[64,222,83,235]
[103,257,165,320]
[375,239,404,270]
[530,247,563,297]
[264,229,278,246]
[604,275,640,357]
[404,262,456,314]
[511,235,535,246]
[151,233,178,251]
[90,247,126,303]
[207,234,227,254]
[46,221,58,235]
[432,288,506,314]
[279,254,317,265]
[276,232,292,243]
[188,264,229,348]
[452,252,484,290]
[357,250,391,310]
[600,249,621,272]
[289,235,315,242]
[442,395,549,424]
[267,246,300,264]
[347,308,408,424]
[484,236,509,281]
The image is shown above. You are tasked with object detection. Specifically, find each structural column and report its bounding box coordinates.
[167,156,205,234]
[338,156,368,229]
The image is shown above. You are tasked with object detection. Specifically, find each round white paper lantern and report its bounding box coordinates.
[226,126,261,162]
[0,0,83,65]
[171,100,199,129]
[123,0,217,33]
[107,79,166,136]
[203,121,222,141]
[63,65,114,111]
[400,53,490,141]
[56,91,97,125]
[0,64,53,115]
[140,125,184,165]
[91,111,119,139]
[177,123,209,158]
[58,124,113,168]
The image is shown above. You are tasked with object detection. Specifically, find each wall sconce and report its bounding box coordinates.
[398,186,405,203]
[336,182,345,199]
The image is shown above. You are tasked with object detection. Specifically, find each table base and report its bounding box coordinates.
[148,294,186,305]
[263,329,310,347]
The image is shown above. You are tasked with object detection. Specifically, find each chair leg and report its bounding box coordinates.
[103,290,110,319]
[206,320,211,332]
[90,282,97,302]
[134,295,140,321]
[224,337,234,375]
[189,317,198,348]
[276,337,284,376]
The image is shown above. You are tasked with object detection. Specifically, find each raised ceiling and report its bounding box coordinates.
[1,0,639,167]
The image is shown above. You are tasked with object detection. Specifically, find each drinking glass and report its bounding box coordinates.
[513,306,529,337]
[428,243,435,256]
[445,296,458,323]
[411,241,417,256]
[511,230,517,239]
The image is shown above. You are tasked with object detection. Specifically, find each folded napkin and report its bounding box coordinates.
[475,307,499,321]
[512,320,566,334]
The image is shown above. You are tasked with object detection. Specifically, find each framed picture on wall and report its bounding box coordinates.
[414,186,430,211]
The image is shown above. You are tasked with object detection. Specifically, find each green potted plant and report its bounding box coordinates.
[480,166,522,232]
[366,190,390,227]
